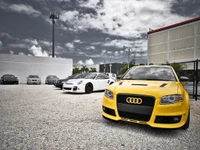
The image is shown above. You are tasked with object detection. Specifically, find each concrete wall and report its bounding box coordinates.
[0,54,73,83]
[148,20,200,64]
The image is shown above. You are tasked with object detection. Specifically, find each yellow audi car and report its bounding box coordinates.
[102,65,190,129]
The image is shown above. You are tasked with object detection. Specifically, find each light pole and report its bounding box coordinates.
[50,12,59,58]
[109,58,112,73]
[123,46,130,69]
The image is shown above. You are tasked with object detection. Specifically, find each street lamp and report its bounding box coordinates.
[50,12,59,58]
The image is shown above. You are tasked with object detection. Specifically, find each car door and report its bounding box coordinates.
[95,73,110,90]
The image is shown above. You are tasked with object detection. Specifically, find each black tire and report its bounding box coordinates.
[181,110,190,129]
[60,83,64,89]
[85,83,93,94]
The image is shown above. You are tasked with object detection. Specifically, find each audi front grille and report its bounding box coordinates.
[117,94,155,122]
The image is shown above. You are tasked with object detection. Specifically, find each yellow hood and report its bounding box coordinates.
[110,80,183,98]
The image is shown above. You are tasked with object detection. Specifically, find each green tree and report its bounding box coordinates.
[120,64,135,75]
[170,62,187,73]
[73,67,80,74]
[89,67,97,72]
[80,65,89,73]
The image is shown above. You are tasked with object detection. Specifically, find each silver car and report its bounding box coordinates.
[27,75,41,85]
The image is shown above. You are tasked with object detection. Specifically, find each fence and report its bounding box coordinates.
[177,59,200,100]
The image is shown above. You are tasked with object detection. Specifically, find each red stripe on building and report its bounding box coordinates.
[148,16,200,34]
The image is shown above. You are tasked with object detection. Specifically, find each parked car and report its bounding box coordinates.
[45,75,59,84]
[102,65,190,129]
[63,72,116,93]
[54,73,88,89]
[27,75,41,85]
[105,73,117,82]
[0,74,19,84]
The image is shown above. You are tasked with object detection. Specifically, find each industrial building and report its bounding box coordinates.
[99,63,126,75]
[0,54,72,83]
[148,16,200,65]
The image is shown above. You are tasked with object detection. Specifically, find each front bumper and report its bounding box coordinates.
[27,80,41,84]
[1,80,18,84]
[102,95,189,129]
[63,84,85,93]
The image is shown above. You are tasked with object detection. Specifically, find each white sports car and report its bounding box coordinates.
[63,72,116,93]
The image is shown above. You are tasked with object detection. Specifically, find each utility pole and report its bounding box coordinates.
[50,12,59,58]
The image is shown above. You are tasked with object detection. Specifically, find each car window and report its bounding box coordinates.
[122,67,177,81]
[84,73,97,79]
[97,74,109,79]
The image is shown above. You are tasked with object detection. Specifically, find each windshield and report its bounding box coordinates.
[122,66,177,81]
[3,74,15,78]
[29,75,39,78]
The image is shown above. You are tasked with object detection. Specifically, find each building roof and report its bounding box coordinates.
[148,16,200,35]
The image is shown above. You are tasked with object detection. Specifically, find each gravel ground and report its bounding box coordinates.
[0,85,200,150]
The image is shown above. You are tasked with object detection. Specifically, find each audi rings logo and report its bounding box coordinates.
[126,97,143,104]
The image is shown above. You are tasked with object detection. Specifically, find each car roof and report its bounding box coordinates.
[2,74,15,77]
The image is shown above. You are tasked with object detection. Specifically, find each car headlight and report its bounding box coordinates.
[104,89,114,99]
[77,80,83,84]
[160,94,183,104]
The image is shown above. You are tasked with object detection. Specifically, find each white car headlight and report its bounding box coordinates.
[160,94,183,104]
[104,89,114,99]
[77,80,83,84]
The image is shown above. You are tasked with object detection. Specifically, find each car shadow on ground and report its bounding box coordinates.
[62,90,105,95]
[101,117,183,138]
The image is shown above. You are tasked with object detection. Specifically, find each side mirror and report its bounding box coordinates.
[117,75,121,80]
[179,76,189,81]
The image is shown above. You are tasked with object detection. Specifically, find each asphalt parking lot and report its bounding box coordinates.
[0,85,200,150]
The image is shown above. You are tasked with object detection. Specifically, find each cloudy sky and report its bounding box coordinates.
[0,0,200,65]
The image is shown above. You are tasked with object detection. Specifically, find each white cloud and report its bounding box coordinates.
[18,52,25,55]
[9,50,14,54]
[74,39,82,43]
[23,39,38,45]
[85,59,94,65]
[114,51,119,57]
[8,4,41,17]
[0,41,2,47]
[86,46,95,50]
[101,49,106,56]
[120,50,124,54]
[0,33,12,39]
[77,59,95,65]
[59,0,188,38]
[8,43,27,48]
[79,0,101,9]
[77,60,84,65]
[39,40,51,47]
[104,39,133,48]
[60,10,79,22]
[28,45,49,57]
[65,43,74,49]
[91,42,101,45]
